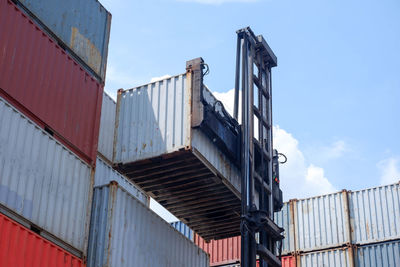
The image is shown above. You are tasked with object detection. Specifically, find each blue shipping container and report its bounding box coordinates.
[170,221,194,241]
[17,0,111,81]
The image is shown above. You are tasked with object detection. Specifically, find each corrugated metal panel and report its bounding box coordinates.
[114,74,190,164]
[17,0,111,81]
[274,201,295,255]
[281,255,296,267]
[0,96,93,254]
[98,92,116,162]
[95,157,148,205]
[194,234,241,266]
[114,73,242,240]
[357,240,400,267]
[171,221,194,241]
[297,247,352,267]
[349,183,400,245]
[88,183,209,267]
[0,0,103,166]
[294,190,350,252]
[0,213,85,267]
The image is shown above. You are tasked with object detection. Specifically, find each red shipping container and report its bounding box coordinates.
[0,0,103,165]
[195,234,241,266]
[195,234,295,267]
[0,212,85,267]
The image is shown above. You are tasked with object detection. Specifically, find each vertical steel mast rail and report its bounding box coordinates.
[234,27,284,267]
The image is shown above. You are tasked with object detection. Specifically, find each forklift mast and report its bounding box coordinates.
[234,27,284,267]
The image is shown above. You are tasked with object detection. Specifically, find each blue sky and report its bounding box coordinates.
[101,0,399,219]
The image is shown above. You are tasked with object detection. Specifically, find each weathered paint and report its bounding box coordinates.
[17,0,111,81]
[274,201,295,255]
[0,0,103,166]
[194,234,241,266]
[297,247,353,267]
[114,74,191,163]
[293,190,350,252]
[171,221,194,241]
[88,183,209,267]
[207,256,295,267]
[0,213,85,267]
[349,182,400,245]
[0,96,93,255]
[98,92,116,162]
[95,157,148,205]
[357,240,400,267]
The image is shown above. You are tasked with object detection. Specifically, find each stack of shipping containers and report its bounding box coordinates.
[0,0,110,264]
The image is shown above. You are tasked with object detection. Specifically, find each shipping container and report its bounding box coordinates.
[0,213,85,267]
[98,92,116,163]
[171,221,194,241]
[297,246,353,267]
[16,0,111,82]
[274,201,295,255]
[349,183,400,245]
[0,0,103,166]
[205,256,295,267]
[113,58,244,240]
[0,96,93,256]
[356,240,400,267]
[87,182,209,267]
[194,234,240,266]
[95,157,148,205]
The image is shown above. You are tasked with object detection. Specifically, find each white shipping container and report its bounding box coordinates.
[356,240,400,267]
[87,182,209,267]
[95,157,148,205]
[98,91,116,162]
[349,183,400,245]
[0,96,93,255]
[297,247,353,267]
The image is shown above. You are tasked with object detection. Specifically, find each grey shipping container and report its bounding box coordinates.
[170,221,194,241]
[95,157,148,205]
[113,58,244,240]
[297,246,354,267]
[349,183,400,245]
[274,201,295,255]
[356,240,400,267]
[87,182,209,267]
[16,0,111,81]
[0,96,93,257]
[98,92,116,163]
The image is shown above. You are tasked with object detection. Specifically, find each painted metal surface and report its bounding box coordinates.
[0,96,93,254]
[170,221,194,241]
[114,73,242,239]
[281,255,296,267]
[0,213,85,267]
[194,234,241,266]
[297,247,352,267]
[349,182,400,245]
[88,183,209,267]
[114,74,190,164]
[17,0,111,81]
[356,240,400,267]
[0,0,103,166]
[274,201,295,255]
[98,92,116,162]
[293,190,350,252]
[95,157,148,205]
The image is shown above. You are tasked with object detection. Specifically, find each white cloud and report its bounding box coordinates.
[212,89,337,200]
[150,75,172,83]
[179,0,257,5]
[377,157,400,185]
[324,140,347,158]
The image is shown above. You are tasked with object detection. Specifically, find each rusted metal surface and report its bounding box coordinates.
[88,183,209,267]
[297,246,353,267]
[114,70,242,240]
[0,96,93,255]
[98,92,116,163]
[194,234,241,266]
[95,157,148,205]
[349,182,400,245]
[16,0,111,81]
[0,0,103,166]
[0,213,85,267]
